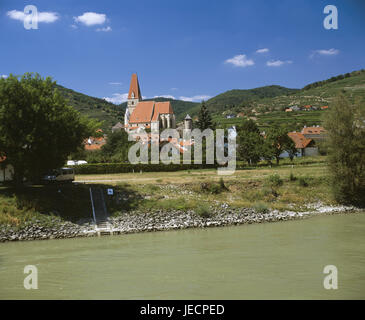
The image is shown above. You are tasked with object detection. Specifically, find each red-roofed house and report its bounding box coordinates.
[124,74,176,133]
[288,132,318,156]
[301,126,326,140]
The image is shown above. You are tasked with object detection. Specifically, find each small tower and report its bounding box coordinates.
[127,73,142,116]
[184,114,192,130]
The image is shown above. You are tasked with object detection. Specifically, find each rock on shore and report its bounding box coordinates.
[0,202,361,242]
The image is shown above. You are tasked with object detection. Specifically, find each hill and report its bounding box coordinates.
[54,69,365,131]
[55,85,123,131]
[251,69,365,112]
[183,85,299,118]
[211,69,365,130]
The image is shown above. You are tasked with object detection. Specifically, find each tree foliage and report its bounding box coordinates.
[264,125,296,165]
[196,101,215,130]
[324,94,365,206]
[237,119,263,165]
[0,73,97,185]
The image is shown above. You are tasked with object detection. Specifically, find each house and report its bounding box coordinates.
[236,112,245,118]
[0,155,14,183]
[124,74,176,133]
[321,106,329,110]
[291,105,300,111]
[225,114,236,119]
[84,136,106,151]
[288,132,318,157]
[303,105,312,111]
[111,122,124,132]
[301,126,326,141]
[285,108,293,112]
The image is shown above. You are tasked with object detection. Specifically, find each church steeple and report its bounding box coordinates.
[128,73,142,100]
[127,74,142,116]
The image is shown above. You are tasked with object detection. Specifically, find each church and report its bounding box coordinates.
[124,74,176,132]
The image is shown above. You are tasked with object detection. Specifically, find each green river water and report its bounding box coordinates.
[1,213,365,299]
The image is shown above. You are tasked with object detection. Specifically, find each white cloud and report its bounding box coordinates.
[225,54,254,67]
[170,88,178,91]
[103,93,128,104]
[266,60,292,67]
[311,48,340,58]
[96,26,112,32]
[1,75,8,79]
[179,95,211,102]
[109,82,123,85]
[6,10,59,23]
[153,95,176,100]
[256,48,269,54]
[74,12,106,26]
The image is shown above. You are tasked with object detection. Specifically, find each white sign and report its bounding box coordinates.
[107,188,114,195]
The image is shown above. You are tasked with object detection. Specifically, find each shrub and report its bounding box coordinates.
[200,179,228,194]
[268,174,283,187]
[289,172,297,181]
[252,201,269,214]
[195,203,212,218]
[298,177,309,187]
[72,163,221,175]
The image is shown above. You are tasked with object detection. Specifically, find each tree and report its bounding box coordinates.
[265,125,296,165]
[101,129,132,162]
[237,119,263,165]
[324,94,365,206]
[0,73,97,185]
[196,101,214,130]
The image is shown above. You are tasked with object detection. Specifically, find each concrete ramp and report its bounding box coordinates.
[89,187,110,230]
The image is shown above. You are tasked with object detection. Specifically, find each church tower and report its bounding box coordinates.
[127,73,142,116]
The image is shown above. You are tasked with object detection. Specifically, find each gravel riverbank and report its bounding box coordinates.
[0,202,362,242]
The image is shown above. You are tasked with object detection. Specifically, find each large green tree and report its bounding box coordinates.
[196,101,215,130]
[0,73,97,185]
[264,125,296,165]
[237,119,263,165]
[324,94,365,206]
[101,129,132,163]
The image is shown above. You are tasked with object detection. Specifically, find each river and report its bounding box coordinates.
[1,213,364,299]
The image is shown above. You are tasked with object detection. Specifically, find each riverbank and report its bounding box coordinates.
[1,162,363,242]
[0,202,362,242]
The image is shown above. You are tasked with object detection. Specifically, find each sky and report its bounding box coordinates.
[0,0,364,104]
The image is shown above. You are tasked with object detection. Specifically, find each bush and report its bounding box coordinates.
[200,179,228,194]
[195,203,212,218]
[268,174,283,187]
[289,172,297,181]
[252,201,269,214]
[298,177,309,187]
[72,162,221,175]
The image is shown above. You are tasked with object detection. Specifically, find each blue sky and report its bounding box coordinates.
[1,0,364,104]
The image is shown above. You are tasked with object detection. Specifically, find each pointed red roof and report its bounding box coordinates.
[128,73,142,99]
[288,132,313,149]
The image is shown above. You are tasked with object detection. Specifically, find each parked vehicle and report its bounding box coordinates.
[42,168,75,184]
[67,160,87,166]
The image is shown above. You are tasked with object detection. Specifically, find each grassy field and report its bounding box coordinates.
[0,156,334,226]
[76,158,333,215]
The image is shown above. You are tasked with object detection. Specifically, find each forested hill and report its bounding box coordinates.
[55,84,124,131]
[54,68,365,130]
